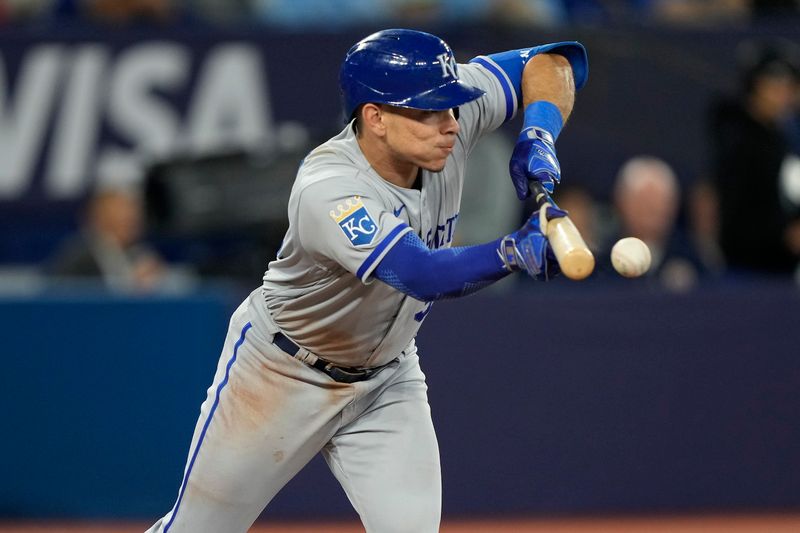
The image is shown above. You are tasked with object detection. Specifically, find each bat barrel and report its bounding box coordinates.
[547,217,595,280]
[528,181,595,281]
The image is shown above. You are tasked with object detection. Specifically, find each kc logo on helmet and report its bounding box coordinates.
[330,196,377,246]
[436,53,457,79]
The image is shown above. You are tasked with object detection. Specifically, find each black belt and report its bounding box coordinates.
[273,332,389,384]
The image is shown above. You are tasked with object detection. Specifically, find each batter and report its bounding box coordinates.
[147,29,587,533]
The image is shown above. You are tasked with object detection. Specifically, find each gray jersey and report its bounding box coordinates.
[252,62,514,367]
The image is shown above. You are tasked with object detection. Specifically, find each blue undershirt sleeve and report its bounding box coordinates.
[372,231,510,301]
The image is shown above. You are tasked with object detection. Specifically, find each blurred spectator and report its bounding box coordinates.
[603,155,706,291]
[390,0,442,25]
[252,0,386,29]
[5,0,796,28]
[0,0,178,26]
[648,0,749,27]
[478,0,568,27]
[561,0,799,27]
[81,0,174,24]
[552,183,601,251]
[708,39,800,277]
[47,187,173,292]
[750,0,800,20]
[392,0,568,27]
[186,0,252,25]
[687,179,726,276]
[0,0,51,24]
[251,0,568,29]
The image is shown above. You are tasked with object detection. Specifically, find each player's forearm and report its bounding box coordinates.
[373,233,510,301]
[521,53,575,124]
[469,41,586,126]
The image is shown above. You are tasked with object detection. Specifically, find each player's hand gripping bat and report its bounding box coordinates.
[529,181,595,280]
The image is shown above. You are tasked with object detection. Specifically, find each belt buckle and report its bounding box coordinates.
[326,365,370,384]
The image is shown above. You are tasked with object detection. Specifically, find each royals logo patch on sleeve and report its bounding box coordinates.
[330,196,377,246]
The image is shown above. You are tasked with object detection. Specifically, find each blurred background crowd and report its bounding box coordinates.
[1,0,800,28]
[0,0,798,296]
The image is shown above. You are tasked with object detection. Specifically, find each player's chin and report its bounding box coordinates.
[421,156,449,173]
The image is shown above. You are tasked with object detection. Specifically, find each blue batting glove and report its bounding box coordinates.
[509,127,560,198]
[498,204,567,280]
[508,101,564,199]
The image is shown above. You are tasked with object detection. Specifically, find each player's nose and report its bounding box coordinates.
[440,109,459,135]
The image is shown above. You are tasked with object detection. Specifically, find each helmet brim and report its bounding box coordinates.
[388,78,486,111]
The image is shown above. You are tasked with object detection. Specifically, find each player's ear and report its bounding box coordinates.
[360,103,386,137]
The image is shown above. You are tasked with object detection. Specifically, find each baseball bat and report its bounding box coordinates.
[529,181,595,280]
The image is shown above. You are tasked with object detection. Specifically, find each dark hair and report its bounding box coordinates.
[737,39,800,95]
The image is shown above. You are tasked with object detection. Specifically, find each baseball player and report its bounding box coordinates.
[147,28,587,533]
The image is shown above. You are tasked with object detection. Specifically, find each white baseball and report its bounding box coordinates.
[611,237,651,278]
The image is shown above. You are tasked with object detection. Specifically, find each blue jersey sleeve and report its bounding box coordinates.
[372,230,510,301]
[469,42,588,123]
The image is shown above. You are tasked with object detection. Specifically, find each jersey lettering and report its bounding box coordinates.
[414,301,433,322]
[425,212,459,249]
[436,53,457,79]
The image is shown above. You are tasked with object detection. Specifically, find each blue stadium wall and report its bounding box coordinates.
[2,283,799,519]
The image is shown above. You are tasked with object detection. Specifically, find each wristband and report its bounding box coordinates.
[522,101,563,141]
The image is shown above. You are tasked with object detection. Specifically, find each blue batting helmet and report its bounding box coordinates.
[339,29,485,120]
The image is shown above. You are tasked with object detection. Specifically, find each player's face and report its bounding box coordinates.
[380,106,459,172]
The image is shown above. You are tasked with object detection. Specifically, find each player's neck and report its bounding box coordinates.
[357,135,419,188]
